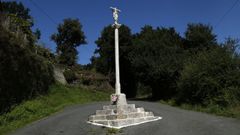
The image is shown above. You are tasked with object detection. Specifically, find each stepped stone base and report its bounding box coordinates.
[87,94,162,129]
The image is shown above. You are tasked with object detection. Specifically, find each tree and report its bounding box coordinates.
[129,26,184,99]
[51,18,86,66]
[2,1,35,46]
[0,24,54,113]
[2,1,32,22]
[0,2,57,113]
[184,23,217,52]
[177,45,240,106]
[92,25,137,97]
[34,28,41,40]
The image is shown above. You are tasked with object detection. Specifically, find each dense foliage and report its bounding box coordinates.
[0,25,54,113]
[92,23,240,108]
[184,23,217,52]
[177,42,240,106]
[129,26,184,99]
[92,25,137,97]
[51,18,86,66]
[1,1,36,46]
[0,2,54,113]
[63,69,77,84]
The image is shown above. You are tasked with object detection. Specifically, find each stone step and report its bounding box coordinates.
[89,111,155,121]
[144,112,154,117]
[89,116,160,127]
[96,109,114,115]
[106,114,128,120]
[88,103,161,129]
[126,112,154,118]
[103,104,135,110]
[114,107,145,114]
[88,115,106,121]
[95,107,145,115]
[136,107,145,113]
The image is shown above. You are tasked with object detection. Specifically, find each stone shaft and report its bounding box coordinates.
[115,27,121,94]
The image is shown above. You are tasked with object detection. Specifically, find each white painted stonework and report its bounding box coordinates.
[87,7,162,129]
[88,104,162,129]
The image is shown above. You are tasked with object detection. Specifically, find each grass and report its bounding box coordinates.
[160,100,240,119]
[0,83,110,135]
[106,128,122,135]
[179,104,240,118]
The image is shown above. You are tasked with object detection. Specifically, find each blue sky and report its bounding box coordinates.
[10,0,240,64]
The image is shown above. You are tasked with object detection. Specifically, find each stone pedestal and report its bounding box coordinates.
[88,93,161,129]
[111,93,127,105]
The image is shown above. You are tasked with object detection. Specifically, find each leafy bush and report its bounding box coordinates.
[177,47,240,106]
[63,69,77,84]
[35,45,56,63]
[0,25,54,113]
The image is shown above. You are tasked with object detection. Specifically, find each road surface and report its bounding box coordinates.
[12,101,240,135]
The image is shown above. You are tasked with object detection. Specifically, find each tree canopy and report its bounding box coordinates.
[92,23,240,108]
[184,23,217,52]
[51,18,86,66]
[0,3,54,113]
[177,45,240,106]
[92,25,137,97]
[2,1,32,21]
[129,26,184,99]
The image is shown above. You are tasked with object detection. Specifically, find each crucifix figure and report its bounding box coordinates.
[110,7,121,25]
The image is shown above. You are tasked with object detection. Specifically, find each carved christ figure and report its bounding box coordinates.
[110,7,121,24]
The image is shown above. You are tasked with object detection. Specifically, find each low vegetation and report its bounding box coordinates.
[0,83,110,135]
[106,128,122,135]
[160,100,240,118]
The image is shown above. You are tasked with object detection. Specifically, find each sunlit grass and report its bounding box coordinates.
[0,83,110,135]
[160,100,240,119]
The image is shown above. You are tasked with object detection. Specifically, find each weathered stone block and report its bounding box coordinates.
[144,112,154,117]
[106,114,127,120]
[127,112,145,118]
[88,102,161,129]
[96,109,114,115]
[136,107,145,113]
[89,115,106,121]
[96,120,109,125]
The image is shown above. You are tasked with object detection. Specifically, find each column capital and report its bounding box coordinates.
[112,23,121,29]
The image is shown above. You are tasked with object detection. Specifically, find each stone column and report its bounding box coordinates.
[114,24,121,95]
[110,7,127,105]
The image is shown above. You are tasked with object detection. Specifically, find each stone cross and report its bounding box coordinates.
[87,7,161,129]
[110,7,122,95]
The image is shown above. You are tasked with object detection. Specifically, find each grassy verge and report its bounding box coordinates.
[106,128,122,135]
[0,83,110,135]
[160,100,240,119]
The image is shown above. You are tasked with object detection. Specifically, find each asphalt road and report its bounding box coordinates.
[11,101,240,135]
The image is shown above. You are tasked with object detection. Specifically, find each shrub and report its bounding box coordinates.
[0,25,54,113]
[63,69,77,84]
[176,47,240,106]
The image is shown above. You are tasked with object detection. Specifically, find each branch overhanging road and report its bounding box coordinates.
[12,101,240,135]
